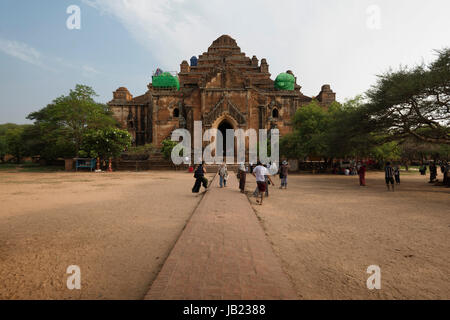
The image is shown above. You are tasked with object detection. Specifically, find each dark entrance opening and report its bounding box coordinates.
[218,120,233,158]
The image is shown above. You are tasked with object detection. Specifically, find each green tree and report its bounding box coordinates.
[0,123,20,135]
[370,141,401,164]
[280,97,379,163]
[0,135,7,163]
[365,48,450,145]
[27,84,118,159]
[79,127,132,159]
[5,126,30,163]
[325,97,376,159]
[280,100,330,160]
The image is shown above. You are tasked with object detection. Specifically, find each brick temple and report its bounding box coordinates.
[109,35,336,150]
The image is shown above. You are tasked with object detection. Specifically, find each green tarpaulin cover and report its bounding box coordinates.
[274,73,295,91]
[152,72,180,90]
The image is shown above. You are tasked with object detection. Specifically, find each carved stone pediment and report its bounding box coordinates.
[203,97,247,127]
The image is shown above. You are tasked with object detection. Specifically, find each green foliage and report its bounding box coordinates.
[399,137,450,162]
[122,143,155,160]
[326,97,375,159]
[370,141,401,162]
[0,124,37,163]
[0,135,7,163]
[79,127,132,159]
[280,49,450,162]
[0,123,21,135]
[280,100,327,159]
[161,139,179,160]
[280,97,377,160]
[5,126,29,163]
[27,84,118,159]
[126,144,155,156]
[256,138,272,159]
[365,48,450,145]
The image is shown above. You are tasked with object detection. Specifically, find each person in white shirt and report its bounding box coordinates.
[252,161,275,205]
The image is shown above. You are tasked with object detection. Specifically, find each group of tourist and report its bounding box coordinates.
[357,161,401,190]
[191,160,290,205]
[191,158,450,198]
[422,161,450,187]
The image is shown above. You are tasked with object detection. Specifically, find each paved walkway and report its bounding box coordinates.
[145,173,297,300]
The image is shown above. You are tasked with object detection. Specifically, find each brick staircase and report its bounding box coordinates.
[115,151,189,171]
[116,150,241,172]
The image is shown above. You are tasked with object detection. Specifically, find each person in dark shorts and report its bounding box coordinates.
[385,162,395,191]
[192,162,208,193]
[252,161,275,205]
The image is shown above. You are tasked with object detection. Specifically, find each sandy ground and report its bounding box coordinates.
[0,170,213,300]
[1,168,448,300]
[246,171,450,299]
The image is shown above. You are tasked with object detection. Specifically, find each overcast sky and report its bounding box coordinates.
[0,0,449,124]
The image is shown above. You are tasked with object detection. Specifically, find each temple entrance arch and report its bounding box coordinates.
[218,120,233,158]
[211,114,239,162]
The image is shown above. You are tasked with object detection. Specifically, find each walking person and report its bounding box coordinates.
[279,161,289,189]
[219,163,228,188]
[385,162,395,191]
[237,163,247,193]
[444,162,450,188]
[429,162,437,183]
[192,161,208,193]
[419,164,427,176]
[252,161,275,205]
[358,164,366,186]
[264,163,272,197]
[394,164,401,185]
[440,161,445,177]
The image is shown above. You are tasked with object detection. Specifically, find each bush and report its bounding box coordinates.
[79,127,132,159]
[122,144,155,160]
[161,139,179,160]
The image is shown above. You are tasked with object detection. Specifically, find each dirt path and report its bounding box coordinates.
[0,171,210,300]
[246,172,450,299]
[146,174,297,300]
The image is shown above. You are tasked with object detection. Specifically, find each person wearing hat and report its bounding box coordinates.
[279,160,289,189]
[237,163,247,193]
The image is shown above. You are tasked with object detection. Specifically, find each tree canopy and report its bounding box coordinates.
[365,48,450,145]
[280,98,376,161]
[79,127,132,159]
[281,49,449,164]
[27,84,119,159]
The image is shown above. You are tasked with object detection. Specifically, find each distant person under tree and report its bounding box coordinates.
[358,164,366,187]
[385,162,395,192]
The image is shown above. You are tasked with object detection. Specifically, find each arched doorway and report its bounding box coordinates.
[218,120,234,158]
